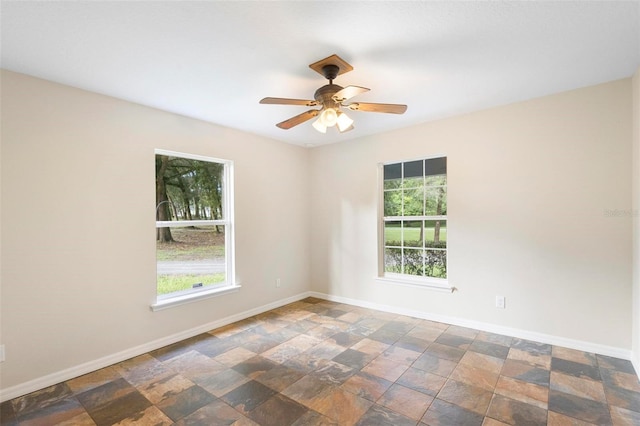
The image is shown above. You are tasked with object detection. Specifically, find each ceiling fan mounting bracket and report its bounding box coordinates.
[309,54,354,79]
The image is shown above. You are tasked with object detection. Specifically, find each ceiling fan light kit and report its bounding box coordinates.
[320,107,338,126]
[312,108,353,133]
[312,118,327,133]
[336,111,354,131]
[260,54,407,134]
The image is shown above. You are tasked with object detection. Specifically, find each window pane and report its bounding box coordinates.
[425,249,447,279]
[384,247,402,273]
[403,160,423,179]
[156,226,226,295]
[403,187,424,216]
[404,175,423,189]
[383,163,402,190]
[384,178,402,190]
[425,157,446,176]
[403,248,424,276]
[384,190,402,216]
[156,155,224,222]
[403,221,423,247]
[425,187,447,215]
[425,174,446,186]
[384,221,401,246]
[424,220,447,248]
[403,160,423,188]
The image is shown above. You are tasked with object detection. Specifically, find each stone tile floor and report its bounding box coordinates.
[2,297,640,425]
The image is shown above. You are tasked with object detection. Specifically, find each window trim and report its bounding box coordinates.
[375,276,453,293]
[150,283,242,312]
[152,149,237,310]
[377,155,452,291]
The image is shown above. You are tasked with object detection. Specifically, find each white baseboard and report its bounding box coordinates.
[0,292,313,403]
[309,291,633,361]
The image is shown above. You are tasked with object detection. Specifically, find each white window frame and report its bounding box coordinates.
[376,155,452,292]
[151,149,239,311]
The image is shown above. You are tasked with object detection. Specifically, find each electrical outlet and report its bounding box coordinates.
[0,345,5,362]
[276,278,281,288]
[496,296,506,309]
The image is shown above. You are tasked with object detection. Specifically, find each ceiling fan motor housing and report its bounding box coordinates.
[314,84,343,109]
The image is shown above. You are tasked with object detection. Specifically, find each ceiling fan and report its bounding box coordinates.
[260,54,407,133]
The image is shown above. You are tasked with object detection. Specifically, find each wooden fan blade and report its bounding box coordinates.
[276,109,320,129]
[345,102,407,114]
[260,97,318,107]
[332,86,370,102]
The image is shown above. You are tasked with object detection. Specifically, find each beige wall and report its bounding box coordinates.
[310,79,633,350]
[0,70,311,391]
[633,66,640,371]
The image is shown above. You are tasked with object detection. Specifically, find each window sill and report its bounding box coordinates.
[150,284,242,312]
[375,276,454,293]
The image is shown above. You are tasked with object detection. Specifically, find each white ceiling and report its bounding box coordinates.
[1,1,639,147]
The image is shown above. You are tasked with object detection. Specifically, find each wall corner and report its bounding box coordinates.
[632,65,640,374]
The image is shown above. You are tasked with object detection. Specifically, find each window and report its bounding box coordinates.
[380,157,448,286]
[153,149,236,309]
